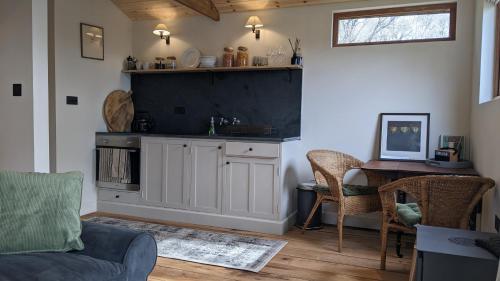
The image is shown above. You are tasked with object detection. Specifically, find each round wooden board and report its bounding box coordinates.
[103,90,134,132]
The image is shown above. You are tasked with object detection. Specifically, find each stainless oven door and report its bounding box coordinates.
[95,135,141,191]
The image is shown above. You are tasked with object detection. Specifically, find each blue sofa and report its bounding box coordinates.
[0,221,157,281]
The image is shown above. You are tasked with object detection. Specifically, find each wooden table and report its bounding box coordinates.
[362,160,479,179]
[361,160,480,258]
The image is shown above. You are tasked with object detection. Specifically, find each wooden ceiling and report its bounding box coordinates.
[111,0,364,21]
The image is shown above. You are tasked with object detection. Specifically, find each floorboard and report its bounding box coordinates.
[83,212,412,281]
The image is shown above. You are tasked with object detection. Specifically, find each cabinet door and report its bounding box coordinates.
[163,139,190,209]
[140,138,165,206]
[223,157,279,220]
[141,138,189,208]
[223,157,251,217]
[189,140,224,213]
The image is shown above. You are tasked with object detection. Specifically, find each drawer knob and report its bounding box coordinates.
[218,146,222,150]
[115,195,120,198]
[183,144,187,147]
[249,148,253,151]
[226,161,230,165]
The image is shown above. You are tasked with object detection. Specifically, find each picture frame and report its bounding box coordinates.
[80,23,104,60]
[378,113,430,161]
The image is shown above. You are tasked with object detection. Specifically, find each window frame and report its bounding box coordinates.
[494,3,500,97]
[332,3,458,47]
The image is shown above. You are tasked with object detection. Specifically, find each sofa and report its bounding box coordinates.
[0,221,157,281]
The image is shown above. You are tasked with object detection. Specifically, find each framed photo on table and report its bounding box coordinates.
[378,113,430,161]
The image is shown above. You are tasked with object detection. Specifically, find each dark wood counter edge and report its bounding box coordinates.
[96,132,301,143]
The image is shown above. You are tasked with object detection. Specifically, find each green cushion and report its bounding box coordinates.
[313,184,378,197]
[342,184,378,196]
[396,203,422,227]
[0,171,84,254]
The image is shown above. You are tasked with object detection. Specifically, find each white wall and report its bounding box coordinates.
[53,0,132,214]
[131,0,475,223]
[0,0,34,172]
[471,0,500,233]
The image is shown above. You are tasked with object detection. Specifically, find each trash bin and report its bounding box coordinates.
[295,183,322,230]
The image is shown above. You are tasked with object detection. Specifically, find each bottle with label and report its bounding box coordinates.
[208,117,216,136]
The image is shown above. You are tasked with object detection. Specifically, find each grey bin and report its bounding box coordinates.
[295,183,322,230]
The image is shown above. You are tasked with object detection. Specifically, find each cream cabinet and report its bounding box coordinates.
[189,140,224,213]
[100,136,300,235]
[140,137,189,208]
[223,157,279,220]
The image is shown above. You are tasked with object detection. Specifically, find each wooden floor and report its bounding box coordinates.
[88,213,413,281]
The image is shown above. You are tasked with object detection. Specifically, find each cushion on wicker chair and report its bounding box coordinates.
[313,184,378,197]
[396,203,422,227]
[342,184,378,196]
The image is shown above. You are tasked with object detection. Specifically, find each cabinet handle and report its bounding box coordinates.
[218,146,222,150]
[249,148,253,151]
[226,162,230,165]
[183,144,187,147]
[115,195,120,198]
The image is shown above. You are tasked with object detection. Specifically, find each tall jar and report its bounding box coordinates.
[222,47,234,67]
[235,46,249,67]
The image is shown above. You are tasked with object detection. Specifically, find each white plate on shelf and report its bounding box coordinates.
[180,47,201,68]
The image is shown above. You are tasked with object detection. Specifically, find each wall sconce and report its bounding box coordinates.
[245,16,263,39]
[153,23,171,45]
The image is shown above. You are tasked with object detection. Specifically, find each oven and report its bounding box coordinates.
[96,134,140,191]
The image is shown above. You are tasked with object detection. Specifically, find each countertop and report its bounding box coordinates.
[96,132,301,143]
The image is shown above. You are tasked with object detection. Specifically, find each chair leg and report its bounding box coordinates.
[396,232,403,258]
[337,212,344,252]
[380,222,389,270]
[302,195,323,233]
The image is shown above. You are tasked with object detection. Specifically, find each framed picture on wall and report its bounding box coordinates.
[378,113,430,161]
[80,23,104,60]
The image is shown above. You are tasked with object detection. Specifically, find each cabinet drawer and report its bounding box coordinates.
[225,142,280,158]
[98,189,139,204]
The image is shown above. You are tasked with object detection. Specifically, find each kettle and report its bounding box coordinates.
[132,112,153,133]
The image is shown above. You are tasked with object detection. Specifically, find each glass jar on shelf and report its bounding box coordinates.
[222,47,234,67]
[235,46,249,67]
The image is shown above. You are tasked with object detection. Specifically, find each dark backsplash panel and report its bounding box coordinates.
[131,69,302,138]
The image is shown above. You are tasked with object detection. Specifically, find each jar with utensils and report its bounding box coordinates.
[236,46,249,67]
[222,47,234,67]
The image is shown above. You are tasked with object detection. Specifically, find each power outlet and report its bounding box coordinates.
[66,96,78,105]
[13,84,22,96]
[174,106,186,115]
[495,215,500,233]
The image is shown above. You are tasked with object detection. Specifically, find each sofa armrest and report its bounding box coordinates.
[77,221,157,281]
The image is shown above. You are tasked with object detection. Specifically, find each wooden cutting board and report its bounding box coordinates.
[103,90,134,132]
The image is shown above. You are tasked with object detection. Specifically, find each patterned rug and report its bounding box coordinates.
[85,217,287,272]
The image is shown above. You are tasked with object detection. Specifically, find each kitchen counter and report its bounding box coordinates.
[96,132,300,143]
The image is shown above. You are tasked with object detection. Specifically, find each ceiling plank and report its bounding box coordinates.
[111,0,369,22]
[172,0,220,21]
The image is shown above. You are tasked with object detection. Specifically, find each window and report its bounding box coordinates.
[332,3,457,47]
[494,3,500,97]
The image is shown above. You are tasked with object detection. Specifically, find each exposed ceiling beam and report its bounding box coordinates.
[173,0,220,21]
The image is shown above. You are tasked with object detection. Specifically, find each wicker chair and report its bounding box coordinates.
[378,175,495,270]
[304,150,388,252]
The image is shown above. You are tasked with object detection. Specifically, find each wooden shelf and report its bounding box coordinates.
[122,65,302,74]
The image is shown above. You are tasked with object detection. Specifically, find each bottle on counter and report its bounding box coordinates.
[208,117,216,136]
[222,47,234,67]
[235,46,249,67]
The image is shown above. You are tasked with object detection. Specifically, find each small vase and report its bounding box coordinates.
[291,54,303,66]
